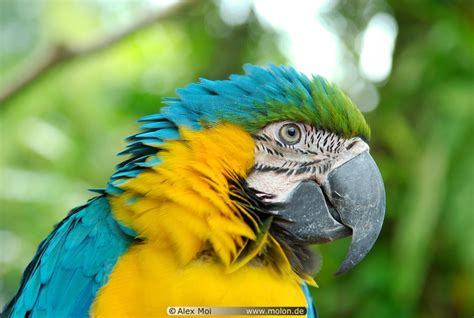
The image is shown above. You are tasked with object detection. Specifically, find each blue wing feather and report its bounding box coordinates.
[302,284,318,318]
[2,195,133,318]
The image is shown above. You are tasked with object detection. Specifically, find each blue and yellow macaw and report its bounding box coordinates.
[2,65,385,318]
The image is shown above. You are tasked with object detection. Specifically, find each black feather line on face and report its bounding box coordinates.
[228,178,318,278]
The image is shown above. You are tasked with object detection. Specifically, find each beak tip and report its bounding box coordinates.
[333,258,359,276]
[326,151,386,275]
[334,267,348,276]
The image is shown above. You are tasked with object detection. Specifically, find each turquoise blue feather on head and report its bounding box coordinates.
[106,64,370,195]
[163,64,369,137]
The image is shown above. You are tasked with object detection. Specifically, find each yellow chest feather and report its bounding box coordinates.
[91,242,306,318]
[92,124,309,317]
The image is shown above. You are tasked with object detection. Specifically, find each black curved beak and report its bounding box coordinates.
[276,151,385,275]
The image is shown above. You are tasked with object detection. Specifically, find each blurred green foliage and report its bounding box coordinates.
[0,1,473,317]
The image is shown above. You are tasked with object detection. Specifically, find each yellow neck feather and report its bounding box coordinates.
[109,123,303,284]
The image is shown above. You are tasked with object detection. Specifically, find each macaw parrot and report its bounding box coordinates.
[2,64,385,318]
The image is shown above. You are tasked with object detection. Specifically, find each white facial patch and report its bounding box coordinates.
[246,121,369,203]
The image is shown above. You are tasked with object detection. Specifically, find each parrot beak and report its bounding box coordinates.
[276,151,386,275]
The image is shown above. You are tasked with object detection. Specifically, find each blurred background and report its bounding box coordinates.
[0,0,473,317]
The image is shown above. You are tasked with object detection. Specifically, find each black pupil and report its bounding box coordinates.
[287,126,296,137]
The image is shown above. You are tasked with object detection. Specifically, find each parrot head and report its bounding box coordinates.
[108,64,385,284]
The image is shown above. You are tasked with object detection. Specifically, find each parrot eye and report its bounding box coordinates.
[278,123,301,145]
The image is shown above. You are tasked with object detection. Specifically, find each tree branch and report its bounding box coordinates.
[0,0,196,107]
